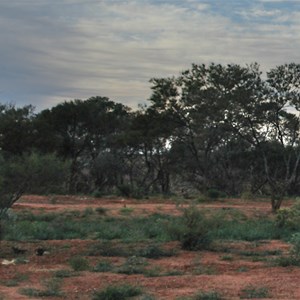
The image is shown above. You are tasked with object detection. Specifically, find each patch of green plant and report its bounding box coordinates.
[194,290,223,300]
[82,207,94,217]
[119,207,134,215]
[220,255,233,261]
[192,265,217,275]
[210,218,289,241]
[237,266,248,272]
[54,269,75,278]
[138,244,175,259]
[168,206,216,250]
[4,212,172,242]
[117,256,148,275]
[2,273,28,287]
[92,284,142,300]
[87,241,134,257]
[15,257,29,264]
[93,260,114,272]
[239,286,270,299]
[274,232,300,266]
[206,189,226,200]
[163,270,184,276]
[95,207,108,215]
[68,256,90,271]
[19,278,64,297]
[144,266,162,277]
[275,203,300,230]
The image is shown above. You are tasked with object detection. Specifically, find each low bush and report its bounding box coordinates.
[138,245,175,259]
[92,284,142,300]
[239,286,270,299]
[116,256,147,275]
[68,256,90,271]
[93,261,114,273]
[20,278,64,297]
[194,291,223,300]
[168,206,215,250]
[275,203,300,230]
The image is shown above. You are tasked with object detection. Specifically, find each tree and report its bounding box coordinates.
[228,63,300,210]
[34,97,130,193]
[148,63,260,193]
[0,104,35,156]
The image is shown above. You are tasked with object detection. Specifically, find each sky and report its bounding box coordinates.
[1,0,300,111]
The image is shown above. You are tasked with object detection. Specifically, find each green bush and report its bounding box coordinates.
[138,245,175,259]
[168,206,214,250]
[239,286,270,299]
[68,256,90,271]
[276,203,300,229]
[93,261,113,272]
[92,284,142,300]
[19,278,64,297]
[117,256,147,275]
[206,189,226,200]
[194,291,223,300]
[276,232,300,266]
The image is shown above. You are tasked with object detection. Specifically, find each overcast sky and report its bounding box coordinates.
[1,0,300,111]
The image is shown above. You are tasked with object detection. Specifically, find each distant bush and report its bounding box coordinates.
[239,286,270,299]
[206,189,226,200]
[93,284,142,300]
[93,261,113,273]
[138,245,175,259]
[68,256,90,271]
[194,290,223,300]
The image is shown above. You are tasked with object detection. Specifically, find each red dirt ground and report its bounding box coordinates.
[0,195,299,299]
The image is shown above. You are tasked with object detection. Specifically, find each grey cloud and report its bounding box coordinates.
[0,0,300,110]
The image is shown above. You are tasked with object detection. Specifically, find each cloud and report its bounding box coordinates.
[0,0,300,110]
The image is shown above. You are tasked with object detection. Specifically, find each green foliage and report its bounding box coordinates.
[68,256,90,271]
[92,284,142,300]
[119,207,134,215]
[168,206,215,250]
[117,256,148,275]
[239,286,270,299]
[275,203,300,230]
[93,261,114,272]
[19,278,64,297]
[54,269,75,278]
[95,207,108,215]
[207,189,226,200]
[194,291,223,300]
[276,232,300,266]
[138,244,175,259]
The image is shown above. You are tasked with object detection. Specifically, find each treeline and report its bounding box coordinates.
[2,62,300,210]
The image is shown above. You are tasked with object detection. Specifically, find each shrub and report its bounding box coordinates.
[68,256,90,271]
[194,291,223,300]
[54,269,74,278]
[117,256,147,275]
[206,189,226,200]
[275,233,300,266]
[93,261,113,272]
[239,286,270,299]
[275,203,300,230]
[95,207,108,215]
[92,284,142,300]
[20,278,64,297]
[168,206,214,250]
[138,245,175,259]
